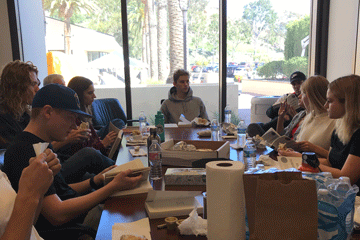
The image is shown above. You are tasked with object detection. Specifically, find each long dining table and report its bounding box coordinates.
[95,126,272,240]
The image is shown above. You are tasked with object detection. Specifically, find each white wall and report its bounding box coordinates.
[326,0,359,81]
[0,1,13,69]
[94,84,239,122]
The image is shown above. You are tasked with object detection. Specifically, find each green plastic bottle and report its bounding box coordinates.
[155,111,165,142]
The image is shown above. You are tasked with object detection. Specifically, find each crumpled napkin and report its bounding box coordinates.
[178,208,207,236]
[33,142,49,156]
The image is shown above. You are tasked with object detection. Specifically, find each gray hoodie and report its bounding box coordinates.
[160,86,209,123]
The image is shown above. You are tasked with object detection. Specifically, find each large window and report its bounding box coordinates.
[41,0,311,124]
[227,0,311,125]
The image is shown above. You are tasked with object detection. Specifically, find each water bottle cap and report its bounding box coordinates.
[339,176,350,183]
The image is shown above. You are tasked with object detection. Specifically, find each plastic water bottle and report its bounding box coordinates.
[210,119,220,141]
[318,189,330,203]
[335,176,351,198]
[237,119,247,134]
[139,111,147,135]
[243,137,256,168]
[237,119,247,147]
[224,105,231,123]
[148,140,162,180]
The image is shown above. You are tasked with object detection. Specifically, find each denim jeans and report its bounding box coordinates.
[60,147,115,184]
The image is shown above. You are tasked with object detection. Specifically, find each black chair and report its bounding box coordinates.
[92,98,138,129]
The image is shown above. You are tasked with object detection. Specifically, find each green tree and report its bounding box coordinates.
[242,0,277,60]
[43,0,96,55]
[284,15,310,60]
[257,60,284,79]
[157,0,168,82]
[282,56,308,77]
[227,18,252,60]
[167,0,184,83]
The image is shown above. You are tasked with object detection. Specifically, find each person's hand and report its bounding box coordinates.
[18,153,54,199]
[278,102,287,117]
[93,165,118,186]
[101,131,118,148]
[108,169,143,191]
[65,129,91,143]
[41,148,61,176]
[277,148,302,157]
[296,141,316,152]
[287,104,297,118]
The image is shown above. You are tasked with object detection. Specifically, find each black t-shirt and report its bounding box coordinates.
[0,112,30,149]
[3,131,81,231]
[329,128,360,185]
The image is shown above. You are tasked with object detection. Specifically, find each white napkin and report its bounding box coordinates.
[129,149,147,157]
[33,142,49,156]
[112,218,151,240]
[179,114,191,124]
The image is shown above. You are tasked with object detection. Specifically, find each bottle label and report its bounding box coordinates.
[243,149,256,157]
[149,152,160,161]
[156,124,164,134]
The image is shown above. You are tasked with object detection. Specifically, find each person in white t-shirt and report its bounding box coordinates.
[0,151,56,240]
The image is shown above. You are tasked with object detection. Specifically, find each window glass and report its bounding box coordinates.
[227,0,311,126]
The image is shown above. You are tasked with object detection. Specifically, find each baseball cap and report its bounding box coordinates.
[32,84,92,117]
[290,71,306,84]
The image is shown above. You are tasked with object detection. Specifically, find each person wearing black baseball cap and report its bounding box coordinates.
[3,84,142,234]
[247,71,307,137]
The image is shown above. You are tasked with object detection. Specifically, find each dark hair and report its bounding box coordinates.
[67,76,93,111]
[173,69,190,83]
[0,60,38,120]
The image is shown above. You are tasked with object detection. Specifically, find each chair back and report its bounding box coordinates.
[92,98,127,130]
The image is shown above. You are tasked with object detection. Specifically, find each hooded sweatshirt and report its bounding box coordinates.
[160,86,209,123]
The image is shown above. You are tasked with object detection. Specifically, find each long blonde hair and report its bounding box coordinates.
[329,74,360,144]
[298,75,329,129]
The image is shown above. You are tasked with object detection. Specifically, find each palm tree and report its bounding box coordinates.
[157,0,167,82]
[43,0,96,55]
[146,0,158,80]
[167,0,183,83]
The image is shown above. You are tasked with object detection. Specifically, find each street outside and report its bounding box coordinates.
[190,72,293,124]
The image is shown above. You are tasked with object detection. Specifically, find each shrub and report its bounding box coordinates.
[257,60,284,79]
[282,57,308,77]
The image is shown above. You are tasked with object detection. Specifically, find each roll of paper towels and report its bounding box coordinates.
[206,161,245,240]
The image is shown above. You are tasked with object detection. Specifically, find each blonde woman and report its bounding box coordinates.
[279,75,336,158]
[317,75,360,186]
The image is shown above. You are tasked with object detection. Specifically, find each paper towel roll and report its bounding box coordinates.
[206,161,245,240]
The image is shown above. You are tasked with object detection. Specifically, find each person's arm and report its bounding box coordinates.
[100,131,117,148]
[199,100,209,121]
[69,165,116,194]
[1,154,53,240]
[276,102,287,134]
[319,154,360,185]
[160,103,170,123]
[40,169,142,226]
[296,141,329,158]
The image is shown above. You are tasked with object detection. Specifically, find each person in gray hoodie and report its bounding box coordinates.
[160,69,209,123]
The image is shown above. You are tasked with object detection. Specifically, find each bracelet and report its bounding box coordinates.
[89,176,103,190]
